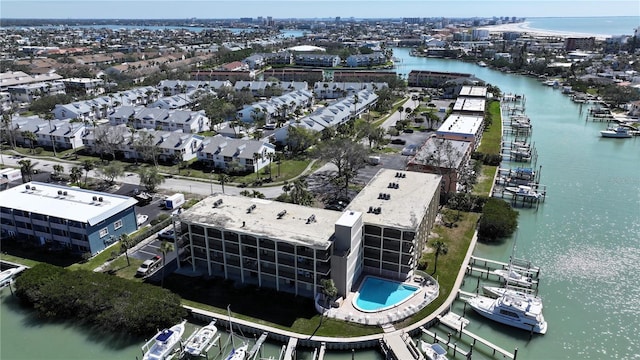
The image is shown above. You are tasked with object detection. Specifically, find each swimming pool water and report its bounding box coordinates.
[354,277,419,312]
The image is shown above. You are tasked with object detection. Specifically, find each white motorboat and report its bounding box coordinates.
[504,185,542,199]
[420,340,449,360]
[225,343,248,360]
[183,321,218,357]
[493,268,538,287]
[467,295,547,334]
[483,286,543,308]
[600,126,632,138]
[0,266,26,287]
[142,320,186,360]
[477,61,487,67]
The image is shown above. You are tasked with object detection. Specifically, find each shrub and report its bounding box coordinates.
[478,198,519,241]
[34,147,44,154]
[14,264,187,336]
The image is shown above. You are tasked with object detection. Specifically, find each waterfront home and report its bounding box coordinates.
[294,54,341,67]
[435,113,485,149]
[345,52,387,67]
[406,137,472,193]
[178,169,441,298]
[0,182,138,255]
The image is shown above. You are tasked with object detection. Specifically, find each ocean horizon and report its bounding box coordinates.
[525,16,638,36]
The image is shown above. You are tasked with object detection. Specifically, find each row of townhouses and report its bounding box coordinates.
[273,89,379,143]
[236,90,314,124]
[108,106,209,133]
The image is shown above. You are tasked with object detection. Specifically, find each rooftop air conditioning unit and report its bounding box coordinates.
[277,210,287,219]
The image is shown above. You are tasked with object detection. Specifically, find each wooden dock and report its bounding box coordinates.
[381,332,424,360]
[469,256,541,278]
[421,324,518,360]
[247,332,269,360]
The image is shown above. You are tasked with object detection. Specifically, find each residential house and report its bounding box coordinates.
[197,135,275,173]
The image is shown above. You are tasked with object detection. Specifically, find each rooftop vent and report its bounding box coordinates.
[98,197,103,202]
[213,199,223,207]
[378,193,390,200]
[25,185,31,190]
[93,196,98,201]
[31,186,36,190]
[306,214,316,224]
[277,210,287,219]
[63,191,67,196]
[58,190,63,195]
[247,204,256,213]
[368,206,373,213]
[373,207,382,215]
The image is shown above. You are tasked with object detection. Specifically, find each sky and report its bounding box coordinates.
[1,0,638,19]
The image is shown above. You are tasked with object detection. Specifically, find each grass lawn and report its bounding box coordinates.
[473,165,497,196]
[105,255,145,280]
[476,101,502,155]
[66,242,122,271]
[0,253,42,268]
[168,276,381,337]
[231,159,311,185]
[395,211,479,328]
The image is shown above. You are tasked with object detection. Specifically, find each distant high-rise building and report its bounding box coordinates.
[239,17,253,24]
[335,16,341,23]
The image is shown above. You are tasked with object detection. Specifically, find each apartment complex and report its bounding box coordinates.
[0,182,138,255]
[179,169,441,298]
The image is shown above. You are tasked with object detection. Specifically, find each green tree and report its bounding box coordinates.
[139,167,165,192]
[286,126,316,155]
[119,233,134,267]
[217,172,231,194]
[314,138,368,197]
[97,162,124,185]
[69,166,83,184]
[158,240,174,288]
[22,131,37,153]
[478,198,520,241]
[81,159,96,186]
[320,278,338,308]
[431,240,449,275]
[134,132,160,167]
[18,159,35,183]
[52,164,64,180]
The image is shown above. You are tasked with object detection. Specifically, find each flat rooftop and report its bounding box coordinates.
[409,138,472,169]
[179,194,344,250]
[437,114,484,137]
[452,97,486,113]
[458,85,488,98]
[347,169,441,230]
[0,182,137,226]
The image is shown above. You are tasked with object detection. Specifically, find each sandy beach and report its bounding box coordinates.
[478,22,611,40]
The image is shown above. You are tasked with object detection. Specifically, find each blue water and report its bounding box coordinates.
[527,16,639,36]
[354,277,419,312]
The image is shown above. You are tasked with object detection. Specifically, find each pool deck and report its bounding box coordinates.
[323,274,439,328]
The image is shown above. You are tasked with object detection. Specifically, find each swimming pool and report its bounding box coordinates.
[353,276,419,312]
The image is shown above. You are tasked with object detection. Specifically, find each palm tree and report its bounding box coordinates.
[158,239,174,288]
[252,152,263,179]
[70,166,83,184]
[119,233,134,267]
[52,164,64,180]
[22,131,37,153]
[81,159,95,186]
[218,172,230,194]
[18,159,35,182]
[432,240,449,275]
[265,152,275,180]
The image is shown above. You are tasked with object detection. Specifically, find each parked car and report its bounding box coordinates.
[157,229,175,240]
[136,255,161,277]
[136,214,149,226]
[390,138,407,145]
